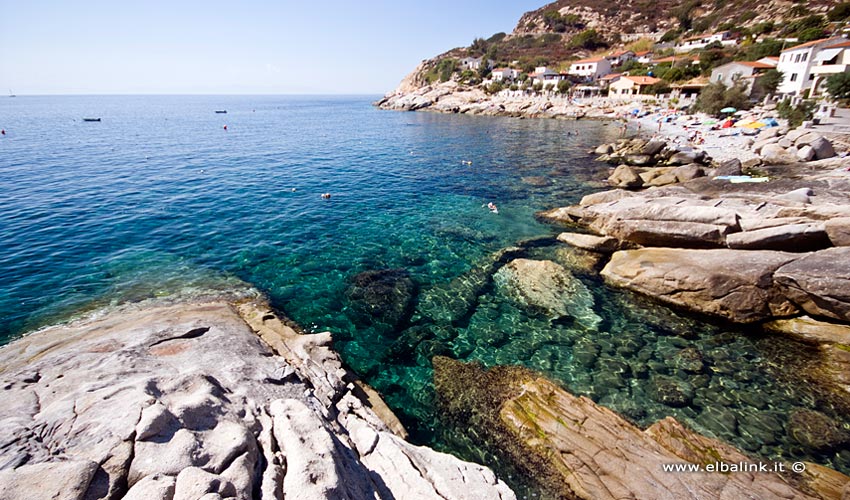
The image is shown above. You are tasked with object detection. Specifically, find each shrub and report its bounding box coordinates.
[557,79,571,94]
[777,98,816,127]
[660,29,681,43]
[828,2,850,21]
[486,81,504,94]
[754,69,784,95]
[438,59,457,82]
[567,29,607,50]
[825,72,850,99]
[740,39,783,60]
[487,32,507,44]
[798,27,827,43]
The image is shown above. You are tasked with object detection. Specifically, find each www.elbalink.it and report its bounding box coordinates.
[662,461,807,473]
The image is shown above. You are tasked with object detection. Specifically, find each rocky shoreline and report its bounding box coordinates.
[0,296,515,500]
[375,80,636,120]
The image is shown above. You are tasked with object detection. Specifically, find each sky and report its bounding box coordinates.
[0,0,544,95]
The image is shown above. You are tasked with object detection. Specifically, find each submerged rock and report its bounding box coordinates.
[494,259,601,329]
[432,357,845,500]
[346,268,417,332]
[788,409,850,454]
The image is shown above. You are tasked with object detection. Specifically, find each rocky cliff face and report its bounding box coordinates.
[0,297,515,500]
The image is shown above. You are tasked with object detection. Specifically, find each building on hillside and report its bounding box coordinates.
[757,56,780,67]
[530,66,564,86]
[809,40,850,96]
[606,50,636,67]
[567,57,612,81]
[710,61,775,96]
[460,57,484,71]
[670,77,709,101]
[491,68,519,82]
[675,31,737,52]
[776,37,845,96]
[608,75,662,97]
[650,56,701,67]
[598,73,623,87]
[635,50,654,63]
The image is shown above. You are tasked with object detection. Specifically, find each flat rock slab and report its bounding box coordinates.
[775,247,850,322]
[726,223,831,252]
[0,299,515,500]
[602,248,799,323]
[433,357,845,500]
[557,232,619,253]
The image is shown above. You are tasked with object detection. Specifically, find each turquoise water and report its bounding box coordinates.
[2,96,848,487]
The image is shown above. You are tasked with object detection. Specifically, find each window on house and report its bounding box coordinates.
[790,73,798,81]
[795,54,801,63]
[809,74,815,80]
[802,53,808,62]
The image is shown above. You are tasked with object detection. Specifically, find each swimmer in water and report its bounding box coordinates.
[321,193,331,199]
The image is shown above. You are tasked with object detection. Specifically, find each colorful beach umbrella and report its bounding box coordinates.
[720,107,737,113]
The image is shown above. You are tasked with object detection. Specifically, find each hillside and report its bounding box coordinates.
[386,0,848,94]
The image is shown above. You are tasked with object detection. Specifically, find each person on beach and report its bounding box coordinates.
[657,120,662,133]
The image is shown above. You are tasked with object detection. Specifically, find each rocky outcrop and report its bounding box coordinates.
[601,248,799,323]
[346,268,417,333]
[493,259,601,329]
[433,357,848,500]
[775,247,850,322]
[0,298,515,500]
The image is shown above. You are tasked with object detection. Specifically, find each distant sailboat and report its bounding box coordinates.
[9,89,16,98]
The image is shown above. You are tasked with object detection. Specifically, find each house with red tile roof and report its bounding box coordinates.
[675,31,737,52]
[710,61,776,98]
[609,75,662,97]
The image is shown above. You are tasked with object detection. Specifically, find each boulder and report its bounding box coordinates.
[715,158,742,176]
[794,132,821,146]
[756,128,781,141]
[673,163,704,183]
[595,144,614,155]
[638,167,674,184]
[775,247,850,321]
[645,172,680,187]
[642,140,667,155]
[797,145,816,162]
[742,157,762,170]
[0,460,99,500]
[726,223,830,252]
[608,165,643,189]
[124,474,177,500]
[557,232,619,253]
[777,137,793,149]
[624,154,653,166]
[763,315,850,345]
[810,136,836,160]
[785,127,809,143]
[752,136,779,154]
[602,248,799,322]
[787,409,850,454]
[493,259,601,329]
[668,150,706,165]
[825,217,850,246]
[760,143,798,164]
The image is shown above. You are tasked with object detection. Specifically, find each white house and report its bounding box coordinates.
[609,76,662,97]
[809,40,850,96]
[606,50,636,67]
[460,57,484,71]
[635,50,654,64]
[710,61,774,87]
[675,31,737,52]
[491,67,519,82]
[530,66,564,86]
[567,57,612,81]
[776,37,844,95]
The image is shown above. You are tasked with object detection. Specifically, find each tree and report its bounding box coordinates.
[825,72,850,99]
[486,81,504,95]
[437,59,457,82]
[557,79,571,95]
[755,69,784,96]
[694,82,752,115]
[798,27,827,42]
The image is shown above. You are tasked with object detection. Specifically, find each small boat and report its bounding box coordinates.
[215,110,227,114]
[8,89,15,98]
[82,118,101,122]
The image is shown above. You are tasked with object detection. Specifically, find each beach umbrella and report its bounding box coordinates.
[721,119,734,128]
[720,107,737,113]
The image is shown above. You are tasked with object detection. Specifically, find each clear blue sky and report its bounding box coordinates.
[0,0,543,95]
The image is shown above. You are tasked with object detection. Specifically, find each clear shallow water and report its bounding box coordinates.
[2,96,848,487]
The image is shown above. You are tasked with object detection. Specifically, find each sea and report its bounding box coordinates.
[1,95,848,491]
